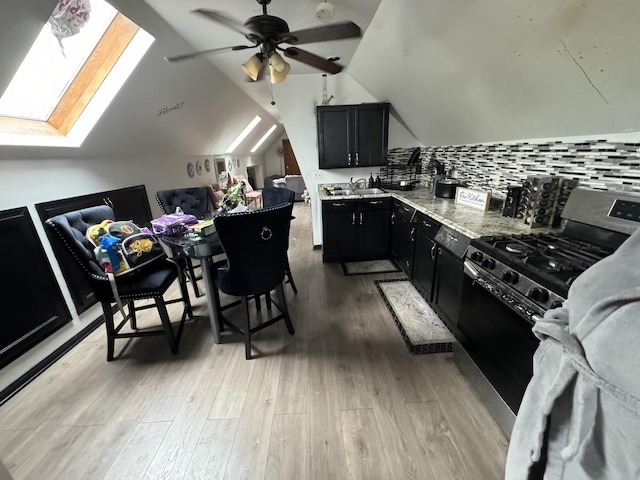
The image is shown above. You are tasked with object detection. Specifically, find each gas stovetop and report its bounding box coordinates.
[468,232,615,299]
[465,187,640,314]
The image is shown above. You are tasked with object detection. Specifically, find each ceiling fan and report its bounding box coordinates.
[164,0,362,83]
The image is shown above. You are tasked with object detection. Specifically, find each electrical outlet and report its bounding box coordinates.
[490,174,501,186]
[313,171,323,179]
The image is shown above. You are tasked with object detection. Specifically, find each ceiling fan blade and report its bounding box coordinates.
[164,45,254,63]
[192,8,248,36]
[283,47,343,74]
[284,21,361,45]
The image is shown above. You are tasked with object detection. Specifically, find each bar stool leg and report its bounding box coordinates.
[241,295,252,359]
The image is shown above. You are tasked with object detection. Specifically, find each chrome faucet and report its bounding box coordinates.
[349,177,367,190]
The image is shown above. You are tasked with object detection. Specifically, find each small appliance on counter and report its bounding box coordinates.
[427,153,446,193]
[434,178,462,198]
[502,185,524,217]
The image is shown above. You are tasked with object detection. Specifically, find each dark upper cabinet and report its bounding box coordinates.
[36,185,153,314]
[322,197,392,262]
[317,103,390,169]
[0,207,71,368]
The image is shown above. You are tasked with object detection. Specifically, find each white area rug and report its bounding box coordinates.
[342,259,401,276]
[376,279,455,354]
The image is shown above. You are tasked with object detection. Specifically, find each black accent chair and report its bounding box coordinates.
[155,187,211,218]
[261,187,298,294]
[212,204,295,359]
[45,205,192,361]
[155,187,212,297]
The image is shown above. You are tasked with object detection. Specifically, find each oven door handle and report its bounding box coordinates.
[463,259,480,279]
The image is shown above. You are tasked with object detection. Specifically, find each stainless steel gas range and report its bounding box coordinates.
[455,187,640,436]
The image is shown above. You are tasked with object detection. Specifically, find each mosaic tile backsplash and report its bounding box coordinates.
[384,139,640,198]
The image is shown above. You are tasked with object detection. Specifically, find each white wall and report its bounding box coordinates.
[349,0,640,146]
[263,134,288,179]
[274,72,418,246]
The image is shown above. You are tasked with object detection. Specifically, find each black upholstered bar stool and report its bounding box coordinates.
[212,203,295,359]
[261,186,298,294]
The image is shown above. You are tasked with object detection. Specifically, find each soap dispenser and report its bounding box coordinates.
[375,173,381,188]
[368,173,374,188]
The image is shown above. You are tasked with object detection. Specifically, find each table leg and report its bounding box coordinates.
[199,258,222,344]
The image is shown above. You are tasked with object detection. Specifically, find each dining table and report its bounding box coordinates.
[159,230,225,343]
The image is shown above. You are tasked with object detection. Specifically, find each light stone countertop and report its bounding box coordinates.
[318,184,557,239]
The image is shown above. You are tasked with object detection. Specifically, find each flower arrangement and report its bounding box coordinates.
[218,181,246,212]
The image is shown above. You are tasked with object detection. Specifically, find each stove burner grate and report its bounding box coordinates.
[505,243,526,254]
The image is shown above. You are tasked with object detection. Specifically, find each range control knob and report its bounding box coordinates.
[481,258,496,270]
[502,271,520,284]
[470,251,484,262]
[529,287,549,303]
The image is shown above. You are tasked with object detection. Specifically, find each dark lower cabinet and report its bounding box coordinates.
[390,201,416,276]
[433,247,464,334]
[36,185,153,314]
[432,225,470,335]
[0,207,71,368]
[412,213,440,302]
[322,197,392,262]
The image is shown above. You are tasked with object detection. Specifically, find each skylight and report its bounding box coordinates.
[0,0,117,120]
[225,115,262,153]
[0,0,154,147]
[250,124,277,153]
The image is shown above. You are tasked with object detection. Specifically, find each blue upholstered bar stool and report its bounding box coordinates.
[155,187,212,297]
[46,205,192,361]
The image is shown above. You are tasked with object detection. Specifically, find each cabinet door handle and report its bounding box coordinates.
[446,233,458,242]
[347,153,351,166]
[369,200,383,205]
[355,152,359,166]
[391,213,395,225]
[422,221,432,228]
[352,213,356,225]
[410,227,416,242]
[103,197,114,208]
[331,202,346,207]
[403,206,411,213]
[360,212,363,224]
[431,242,437,260]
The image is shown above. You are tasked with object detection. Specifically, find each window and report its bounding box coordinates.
[225,115,262,153]
[0,0,153,147]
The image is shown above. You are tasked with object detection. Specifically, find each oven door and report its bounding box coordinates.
[457,260,540,414]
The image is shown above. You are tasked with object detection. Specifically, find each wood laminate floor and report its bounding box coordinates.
[0,203,508,479]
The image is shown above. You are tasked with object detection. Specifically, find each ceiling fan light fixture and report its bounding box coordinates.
[270,52,286,73]
[241,53,263,81]
[315,2,336,23]
[269,60,290,84]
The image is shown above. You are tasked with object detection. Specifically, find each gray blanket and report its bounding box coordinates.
[505,227,640,479]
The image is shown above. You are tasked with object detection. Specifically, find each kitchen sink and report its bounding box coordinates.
[329,189,356,196]
[354,188,385,194]
[328,187,386,196]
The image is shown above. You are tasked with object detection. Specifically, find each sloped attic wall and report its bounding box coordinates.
[0,1,279,211]
[348,0,640,146]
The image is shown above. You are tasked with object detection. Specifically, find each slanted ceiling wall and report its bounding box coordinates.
[349,0,640,145]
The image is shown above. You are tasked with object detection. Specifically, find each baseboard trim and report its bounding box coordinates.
[0,316,105,406]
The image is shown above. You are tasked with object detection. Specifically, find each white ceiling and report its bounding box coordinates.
[143,0,381,120]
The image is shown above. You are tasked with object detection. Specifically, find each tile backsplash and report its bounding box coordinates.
[385,139,640,198]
